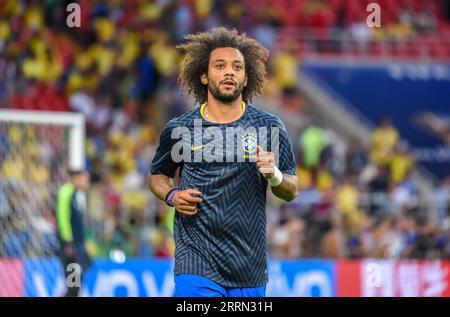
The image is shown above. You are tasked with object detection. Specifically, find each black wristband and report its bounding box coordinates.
[165,187,181,207]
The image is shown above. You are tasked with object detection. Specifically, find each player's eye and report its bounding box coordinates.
[234,64,242,71]
[216,64,224,69]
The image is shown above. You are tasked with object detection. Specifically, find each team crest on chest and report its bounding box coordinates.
[242,132,257,156]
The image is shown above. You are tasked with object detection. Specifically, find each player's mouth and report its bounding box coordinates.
[220,80,236,88]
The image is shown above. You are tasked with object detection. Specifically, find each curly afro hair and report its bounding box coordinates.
[176,27,270,104]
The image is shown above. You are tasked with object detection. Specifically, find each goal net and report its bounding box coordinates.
[0,109,85,297]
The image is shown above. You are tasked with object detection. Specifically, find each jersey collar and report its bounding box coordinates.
[200,101,246,120]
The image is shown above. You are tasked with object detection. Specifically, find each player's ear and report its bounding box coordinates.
[200,73,208,85]
[244,74,248,87]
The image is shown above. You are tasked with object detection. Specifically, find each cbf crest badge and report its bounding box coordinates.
[242,132,257,158]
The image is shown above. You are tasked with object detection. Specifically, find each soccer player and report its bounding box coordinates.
[55,169,92,297]
[148,28,298,297]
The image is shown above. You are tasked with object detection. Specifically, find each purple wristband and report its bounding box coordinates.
[165,188,181,207]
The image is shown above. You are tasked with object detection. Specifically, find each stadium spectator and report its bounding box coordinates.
[299,123,328,171]
[272,38,300,93]
[436,176,450,223]
[415,112,450,145]
[335,174,367,234]
[321,213,349,259]
[370,116,400,167]
[414,2,438,35]
[389,141,415,185]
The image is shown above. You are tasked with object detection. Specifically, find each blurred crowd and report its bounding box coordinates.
[1,0,450,261]
[268,117,450,260]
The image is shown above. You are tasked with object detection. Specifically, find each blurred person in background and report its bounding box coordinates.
[370,116,400,167]
[298,122,327,172]
[389,141,415,186]
[55,169,92,297]
[335,174,367,235]
[411,217,440,259]
[415,112,450,145]
[436,176,450,223]
[321,212,349,259]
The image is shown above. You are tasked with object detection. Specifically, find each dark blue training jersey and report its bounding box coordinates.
[150,103,296,288]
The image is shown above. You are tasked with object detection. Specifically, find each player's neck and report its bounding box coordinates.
[203,96,244,124]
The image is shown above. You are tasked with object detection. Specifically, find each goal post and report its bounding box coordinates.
[0,109,86,171]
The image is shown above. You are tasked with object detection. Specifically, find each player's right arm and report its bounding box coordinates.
[147,174,202,216]
[147,121,202,216]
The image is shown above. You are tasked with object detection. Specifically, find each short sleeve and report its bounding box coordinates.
[149,121,181,178]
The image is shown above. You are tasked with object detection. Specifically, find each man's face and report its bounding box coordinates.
[201,47,248,103]
[72,171,90,190]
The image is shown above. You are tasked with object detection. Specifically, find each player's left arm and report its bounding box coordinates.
[256,146,298,202]
[270,173,298,202]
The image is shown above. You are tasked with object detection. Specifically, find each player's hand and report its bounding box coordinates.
[173,189,203,216]
[256,145,275,179]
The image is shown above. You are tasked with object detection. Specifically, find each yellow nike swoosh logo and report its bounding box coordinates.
[191,144,208,151]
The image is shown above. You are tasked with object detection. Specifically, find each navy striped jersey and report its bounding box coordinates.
[150,103,296,288]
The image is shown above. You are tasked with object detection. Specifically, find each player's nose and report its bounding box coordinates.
[224,66,235,77]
